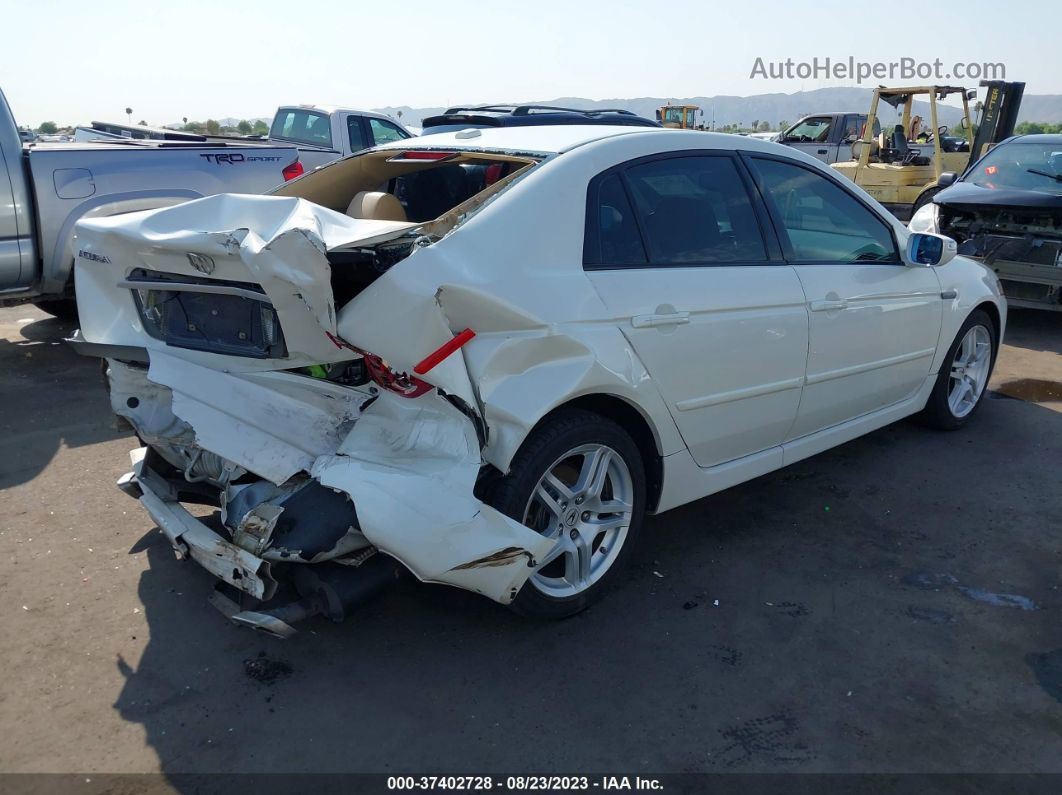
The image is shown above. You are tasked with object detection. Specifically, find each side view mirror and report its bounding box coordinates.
[959,117,971,130]
[906,232,957,267]
[938,171,958,188]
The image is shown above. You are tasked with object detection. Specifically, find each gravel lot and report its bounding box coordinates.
[1,303,1060,777]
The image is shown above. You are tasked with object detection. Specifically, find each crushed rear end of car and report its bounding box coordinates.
[71,146,556,636]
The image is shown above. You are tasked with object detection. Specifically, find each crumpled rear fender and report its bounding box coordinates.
[312,392,554,602]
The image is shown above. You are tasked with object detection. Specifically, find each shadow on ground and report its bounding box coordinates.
[113,397,1062,780]
[0,316,126,487]
[1000,309,1062,356]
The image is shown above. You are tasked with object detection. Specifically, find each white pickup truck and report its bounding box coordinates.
[0,88,304,318]
[266,105,414,169]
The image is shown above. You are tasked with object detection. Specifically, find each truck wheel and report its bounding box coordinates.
[31,298,79,322]
[485,408,646,620]
[912,187,941,215]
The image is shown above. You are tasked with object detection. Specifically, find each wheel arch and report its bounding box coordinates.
[974,299,1002,344]
[523,392,665,514]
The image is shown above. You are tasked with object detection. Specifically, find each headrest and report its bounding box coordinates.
[346,191,408,222]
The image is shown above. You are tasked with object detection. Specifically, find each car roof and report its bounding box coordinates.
[1009,134,1062,143]
[378,126,814,159]
[375,125,654,154]
[278,104,400,123]
[422,106,659,130]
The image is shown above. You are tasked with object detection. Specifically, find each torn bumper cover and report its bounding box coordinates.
[111,358,553,606]
[123,448,278,602]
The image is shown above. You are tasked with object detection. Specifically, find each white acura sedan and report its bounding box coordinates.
[73,126,1005,634]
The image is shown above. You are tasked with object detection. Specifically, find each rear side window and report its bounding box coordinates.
[270,110,332,148]
[347,117,367,151]
[749,158,899,263]
[368,118,409,145]
[589,173,648,265]
[623,156,767,264]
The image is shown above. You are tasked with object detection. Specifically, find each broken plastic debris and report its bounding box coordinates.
[653,571,664,578]
[713,599,720,607]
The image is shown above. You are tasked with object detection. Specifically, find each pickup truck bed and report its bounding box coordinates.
[1,86,302,314]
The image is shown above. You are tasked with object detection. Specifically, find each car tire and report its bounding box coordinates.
[919,308,997,430]
[912,187,941,215]
[486,408,646,620]
[31,298,79,322]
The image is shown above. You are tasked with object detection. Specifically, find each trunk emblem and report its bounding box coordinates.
[187,253,216,275]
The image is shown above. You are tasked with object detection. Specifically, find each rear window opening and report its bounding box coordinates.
[273,149,539,229]
[274,148,541,314]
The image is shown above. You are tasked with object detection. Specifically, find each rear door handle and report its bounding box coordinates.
[817,149,828,154]
[631,311,690,329]
[809,299,848,312]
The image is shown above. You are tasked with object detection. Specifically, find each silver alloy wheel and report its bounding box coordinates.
[522,443,634,598]
[948,325,992,418]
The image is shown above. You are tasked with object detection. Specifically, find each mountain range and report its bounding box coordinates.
[372,87,1062,128]
[162,87,1062,131]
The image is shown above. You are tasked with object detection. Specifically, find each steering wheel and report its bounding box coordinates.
[930,124,955,142]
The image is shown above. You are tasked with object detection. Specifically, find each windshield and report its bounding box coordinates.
[786,117,831,142]
[663,107,685,124]
[966,141,1062,194]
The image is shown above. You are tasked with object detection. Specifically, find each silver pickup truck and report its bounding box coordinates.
[0,88,303,318]
[266,105,413,169]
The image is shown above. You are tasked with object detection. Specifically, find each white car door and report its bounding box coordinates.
[744,154,942,439]
[584,152,809,469]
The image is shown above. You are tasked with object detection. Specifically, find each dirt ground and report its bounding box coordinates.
[0,303,1060,778]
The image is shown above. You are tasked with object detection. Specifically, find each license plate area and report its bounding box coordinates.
[125,268,287,359]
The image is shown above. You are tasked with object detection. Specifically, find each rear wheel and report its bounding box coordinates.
[919,309,996,430]
[486,409,646,619]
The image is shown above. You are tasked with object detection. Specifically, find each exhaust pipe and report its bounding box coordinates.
[293,554,403,622]
[212,553,403,638]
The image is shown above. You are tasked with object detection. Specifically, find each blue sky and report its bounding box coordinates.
[3,0,1059,126]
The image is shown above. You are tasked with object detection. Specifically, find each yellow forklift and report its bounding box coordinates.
[656,104,702,129]
[831,81,1024,219]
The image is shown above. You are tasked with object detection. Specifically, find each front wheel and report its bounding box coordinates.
[919,309,997,430]
[485,409,646,619]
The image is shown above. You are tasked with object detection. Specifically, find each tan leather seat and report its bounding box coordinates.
[346,191,408,222]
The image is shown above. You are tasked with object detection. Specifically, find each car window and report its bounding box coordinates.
[786,117,832,143]
[395,161,518,223]
[270,110,332,148]
[347,117,368,152]
[588,173,648,266]
[966,141,1062,195]
[750,158,898,263]
[622,156,767,264]
[368,118,409,145]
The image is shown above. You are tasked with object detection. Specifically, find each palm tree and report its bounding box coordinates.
[125,107,133,124]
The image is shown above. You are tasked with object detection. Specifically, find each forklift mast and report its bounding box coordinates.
[970,81,1025,160]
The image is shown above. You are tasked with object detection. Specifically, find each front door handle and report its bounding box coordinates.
[817,148,828,154]
[809,299,848,312]
[631,311,690,329]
